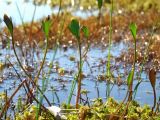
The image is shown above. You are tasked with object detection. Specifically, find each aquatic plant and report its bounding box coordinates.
[34,16,51,84]
[1,1,160,119]
[106,0,113,99]
[127,22,137,101]
[3,14,51,105]
[2,14,52,119]
[133,25,156,99]
[35,17,52,119]
[65,97,160,120]
[68,19,89,108]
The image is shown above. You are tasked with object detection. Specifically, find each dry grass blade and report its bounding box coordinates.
[149,69,156,88]
[149,68,157,113]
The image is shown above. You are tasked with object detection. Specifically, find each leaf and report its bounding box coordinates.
[68,19,80,39]
[149,69,156,88]
[127,68,134,87]
[3,14,13,35]
[81,26,89,38]
[42,17,51,37]
[129,23,137,40]
[97,0,103,9]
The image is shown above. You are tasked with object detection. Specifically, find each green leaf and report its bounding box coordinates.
[127,68,134,87]
[42,17,51,37]
[68,19,80,39]
[3,14,13,35]
[97,0,103,9]
[81,26,89,38]
[129,23,137,40]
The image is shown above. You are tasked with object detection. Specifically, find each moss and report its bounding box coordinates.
[32,0,160,11]
[66,98,160,120]
[4,98,160,120]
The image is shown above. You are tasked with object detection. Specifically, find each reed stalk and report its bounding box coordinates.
[106,0,113,99]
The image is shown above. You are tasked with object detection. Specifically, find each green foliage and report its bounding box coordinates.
[66,98,160,120]
[127,68,134,87]
[42,17,51,37]
[32,0,160,11]
[68,19,80,40]
[81,26,89,38]
[3,14,13,35]
[128,22,137,101]
[8,100,160,120]
[129,23,137,40]
[67,19,89,108]
[117,0,160,11]
[97,0,103,9]
[17,96,23,112]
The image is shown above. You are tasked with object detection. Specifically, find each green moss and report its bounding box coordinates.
[32,0,160,11]
[4,98,158,120]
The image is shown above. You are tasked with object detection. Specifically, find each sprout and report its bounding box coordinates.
[68,19,80,40]
[3,14,13,35]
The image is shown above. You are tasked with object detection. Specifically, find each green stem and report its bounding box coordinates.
[0,80,26,118]
[76,39,82,108]
[133,27,155,99]
[34,36,48,83]
[15,2,27,34]
[106,0,113,99]
[128,38,136,101]
[11,33,51,106]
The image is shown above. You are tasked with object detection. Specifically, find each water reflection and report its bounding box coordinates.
[0,0,53,25]
[0,42,159,106]
[0,0,99,26]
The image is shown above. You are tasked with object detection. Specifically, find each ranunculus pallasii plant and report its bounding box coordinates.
[127,22,137,101]
[68,19,89,108]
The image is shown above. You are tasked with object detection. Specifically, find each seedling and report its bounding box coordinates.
[34,16,51,84]
[133,25,158,99]
[68,19,89,108]
[127,22,137,101]
[36,17,51,120]
[3,14,51,118]
[106,0,113,98]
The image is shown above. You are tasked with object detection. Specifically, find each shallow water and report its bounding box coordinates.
[0,42,160,107]
[0,0,53,26]
[0,0,98,27]
[0,0,160,109]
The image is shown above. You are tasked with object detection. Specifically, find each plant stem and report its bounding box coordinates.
[152,86,157,112]
[133,27,154,99]
[128,36,136,101]
[106,0,113,99]
[34,35,48,84]
[11,32,51,106]
[0,80,26,118]
[7,59,28,96]
[76,39,82,108]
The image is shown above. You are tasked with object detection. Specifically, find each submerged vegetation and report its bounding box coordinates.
[0,0,160,119]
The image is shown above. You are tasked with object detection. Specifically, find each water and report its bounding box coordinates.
[0,0,53,26]
[0,0,159,109]
[0,42,160,107]
[0,0,98,27]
